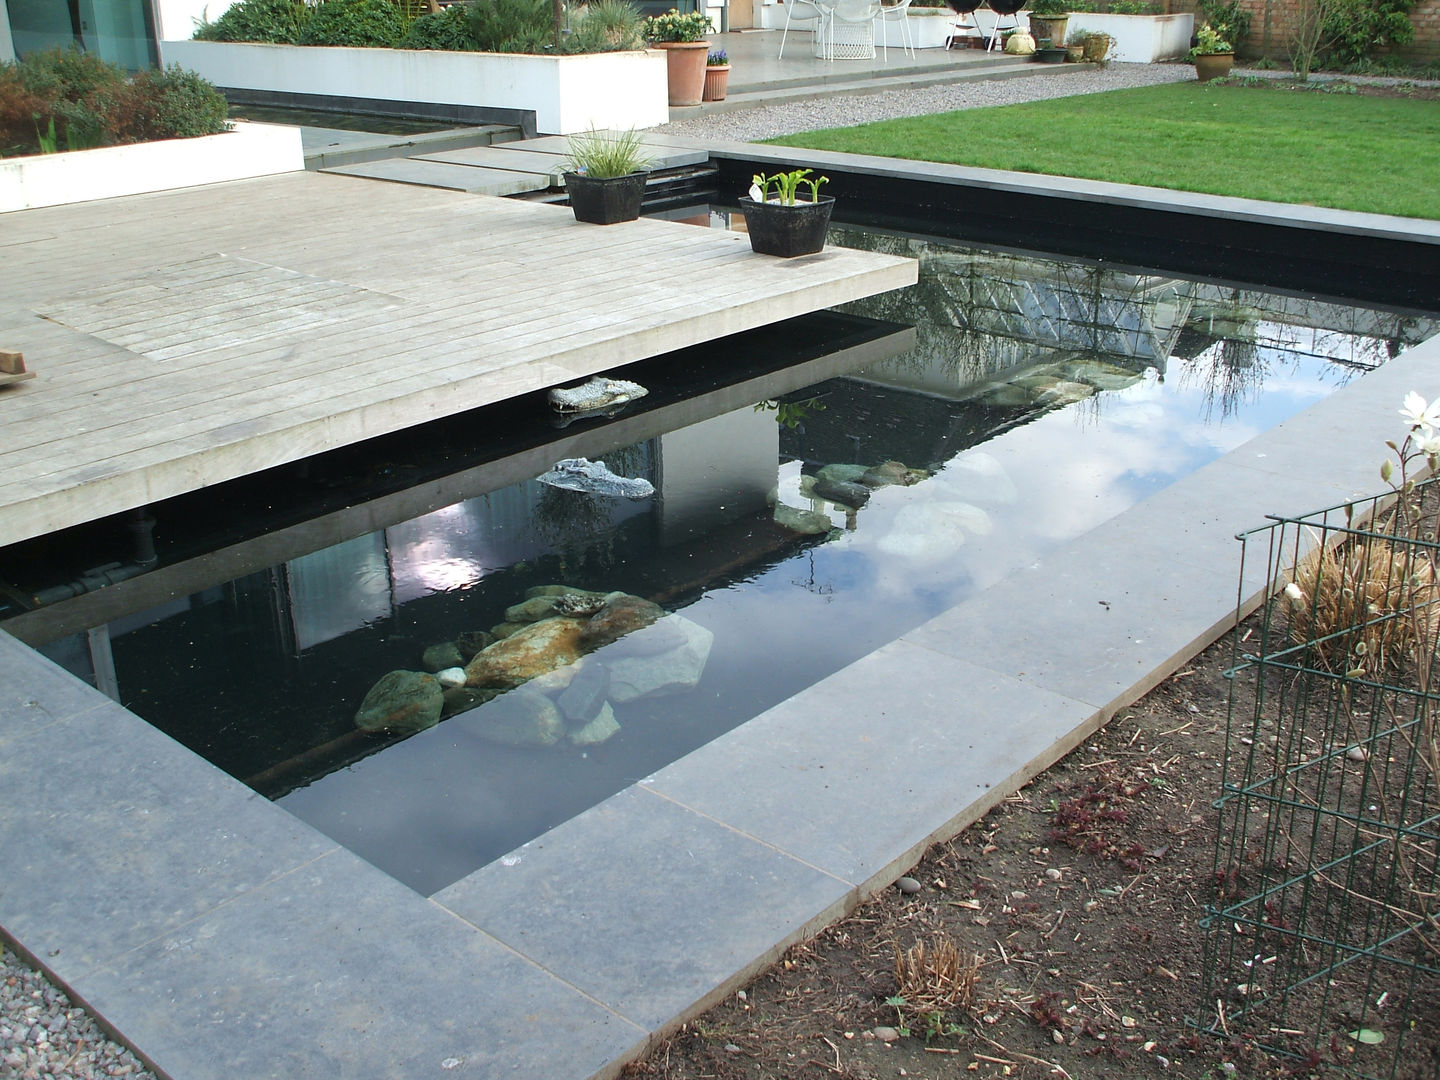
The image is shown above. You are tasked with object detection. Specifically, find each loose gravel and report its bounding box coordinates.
[1,943,156,1080]
[655,60,1197,142]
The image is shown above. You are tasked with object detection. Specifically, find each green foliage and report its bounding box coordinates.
[1106,0,1163,13]
[401,3,479,48]
[564,125,650,177]
[641,7,712,41]
[192,0,312,42]
[1197,0,1250,45]
[1320,0,1415,67]
[299,0,413,46]
[1191,21,1233,54]
[468,0,552,51]
[750,167,828,205]
[568,0,644,50]
[766,82,1440,220]
[1027,0,1069,15]
[0,49,228,158]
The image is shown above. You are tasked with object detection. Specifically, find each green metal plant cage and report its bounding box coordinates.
[1199,482,1440,1079]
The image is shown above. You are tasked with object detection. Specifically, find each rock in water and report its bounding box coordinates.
[537,458,655,500]
[505,590,609,624]
[422,642,464,672]
[602,614,715,703]
[464,617,587,689]
[815,463,870,486]
[435,667,467,688]
[557,661,611,722]
[579,594,666,650]
[813,477,870,508]
[547,375,649,413]
[455,688,565,747]
[774,503,834,535]
[442,685,502,718]
[570,701,620,746]
[455,630,495,660]
[861,460,928,488]
[355,670,444,734]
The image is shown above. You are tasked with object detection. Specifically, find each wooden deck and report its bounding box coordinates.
[0,170,915,549]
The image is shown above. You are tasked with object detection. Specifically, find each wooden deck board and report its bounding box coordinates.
[0,171,915,547]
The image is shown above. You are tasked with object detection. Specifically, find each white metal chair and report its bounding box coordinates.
[874,0,915,59]
[826,0,882,58]
[778,0,827,58]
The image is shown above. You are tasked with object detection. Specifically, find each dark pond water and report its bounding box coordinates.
[32,230,1440,896]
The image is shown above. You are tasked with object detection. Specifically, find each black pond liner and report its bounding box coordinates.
[738,195,836,257]
[564,170,648,225]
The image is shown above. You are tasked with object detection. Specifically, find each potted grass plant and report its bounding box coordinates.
[703,49,730,101]
[739,169,833,257]
[563,127,653,225]
[1190,21,1234,80]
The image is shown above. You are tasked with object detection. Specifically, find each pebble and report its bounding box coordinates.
[0,943,158,1080]
[1346,745,1369,762]
[896,876,922,894]
[872,1026,902,1042]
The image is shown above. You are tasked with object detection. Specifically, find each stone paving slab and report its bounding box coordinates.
[435,785,852,1033]
[319,157,547,195]
[642,640,1097,886]
[415,145,574,184]
[0,629,105,744]
[77,847,642,1080]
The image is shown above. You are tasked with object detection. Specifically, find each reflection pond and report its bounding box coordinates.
[38,234,1440,896]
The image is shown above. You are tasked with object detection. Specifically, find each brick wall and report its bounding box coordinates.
[1234,0,1440,62]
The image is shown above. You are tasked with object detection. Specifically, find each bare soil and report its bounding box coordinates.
[620,624,1437,1080]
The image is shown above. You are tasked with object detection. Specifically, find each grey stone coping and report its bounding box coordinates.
[320,158,547,196]
[2,253,1438,1078]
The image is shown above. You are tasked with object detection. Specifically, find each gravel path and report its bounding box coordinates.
[655,60,1196,141]
[1,943,156,1080]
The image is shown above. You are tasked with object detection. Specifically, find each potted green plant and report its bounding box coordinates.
[563,128,653,225]
[1026,0,1070,47]
[642,8,714,107]
[703,49,730,101]
[1190,21,1234,81]
[739,169,833,258]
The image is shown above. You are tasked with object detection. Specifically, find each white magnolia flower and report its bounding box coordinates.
[1399,391,1440,432]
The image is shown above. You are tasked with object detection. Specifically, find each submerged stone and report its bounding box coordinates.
[579,594,666,651]
[813,477,870,509]
[861,460,928,488]
[441,685,502,718]
[355,670,443,735]
[569,701,620,746]
[602,614,714,703]
[455,630,496,660]
[774,503,833,535]
[422,641,464,672]
[557,661,611,723]
[465,617,587,689]
[815,463,869,486]
[435,667,467,688]
[456,688,565,747]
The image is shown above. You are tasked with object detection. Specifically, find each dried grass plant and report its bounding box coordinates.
[1286,535,1440,676]
[893,935,982,1017]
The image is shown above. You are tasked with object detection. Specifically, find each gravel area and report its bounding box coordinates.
[1,943,156,1080]
[655,60,1196,141]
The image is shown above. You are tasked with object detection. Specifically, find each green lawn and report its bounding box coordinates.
[764,82,1440,220]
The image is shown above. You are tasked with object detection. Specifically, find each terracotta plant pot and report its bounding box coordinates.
[564,171,647,225]
[1194,52,1234,81]
[1029,14,1068,45]
[702,63,730,102]
[737,196,834,258]
[653,41,710,106]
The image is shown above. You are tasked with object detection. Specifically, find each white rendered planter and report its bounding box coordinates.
[161,39,669,135]
[1062,12,1193,62]
[0,121,302,214]
[902,11,956,48]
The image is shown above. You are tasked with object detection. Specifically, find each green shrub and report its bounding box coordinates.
[1321,0,1415,67]
[401,2,479,47]
[0,49,229,158]
[193,0,313,42]
[566,0,643,50]
[467,0,551,51]
[299,0,413,45]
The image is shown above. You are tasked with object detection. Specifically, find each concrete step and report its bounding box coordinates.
[305,124,522,170]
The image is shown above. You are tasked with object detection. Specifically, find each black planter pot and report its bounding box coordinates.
[737,196,835,257]
[1036,46,1067,62]
[564,170,647,225]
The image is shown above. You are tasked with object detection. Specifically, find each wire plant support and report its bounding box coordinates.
[1199,480,1440,1079]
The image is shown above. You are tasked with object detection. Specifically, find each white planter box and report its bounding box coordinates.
[901,11,956,48]
[0,121,302,214]
[161,39,669,136]
[1062,12,1194,62]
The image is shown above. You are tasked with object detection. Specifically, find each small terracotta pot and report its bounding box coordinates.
[703,63,730,102]
[652,41,710,106]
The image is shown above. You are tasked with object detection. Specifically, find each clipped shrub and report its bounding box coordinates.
[193,0,313,42]
[300,0,414,45]
[401,2,478,48]
[0,49,230,158]
[467,0,552,51]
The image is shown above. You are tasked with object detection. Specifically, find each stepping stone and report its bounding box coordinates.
[416,146,572,186]
[515,134,709,171]
[320,159,546,196]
